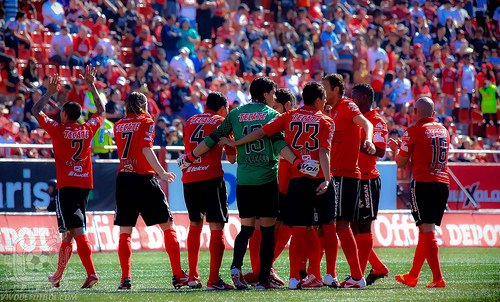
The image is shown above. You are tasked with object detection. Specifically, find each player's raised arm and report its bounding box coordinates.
[142,147,176,182]
[32,74,60,120]
[80,65,105,116]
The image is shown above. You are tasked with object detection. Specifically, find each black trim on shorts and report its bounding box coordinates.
[55,187,90,233]
[236,179,279,219]
[114,172,173,227]
[410,180,449,226]
[277,192,287,222]
[356,177,381,222]
[183,177,228,223]
[333,176,360,222]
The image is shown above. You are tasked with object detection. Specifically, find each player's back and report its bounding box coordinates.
[401,117,450,184]
[114,113,155,175]
[38,113,102,189]
[183,111,229,183]
[359,110,388,180]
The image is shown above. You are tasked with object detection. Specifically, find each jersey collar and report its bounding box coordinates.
[418,117,435,124]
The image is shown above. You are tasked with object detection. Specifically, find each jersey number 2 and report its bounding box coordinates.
[71,139,83,161]
[121,132,133,159]
[290,122,319,151]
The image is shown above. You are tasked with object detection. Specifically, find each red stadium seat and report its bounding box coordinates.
[486,124,499,140]
[18,48,31,61]
[43,32,53,45]
[293,59,303,71]
[45,65,57,77]
[31,47,43,62]
[17,62,27,76]
[269,72,280,85]
[4,47,16,58]
[470,108,483,124]
[458,109,470,124]
[59,65,71,80]
[243,73,257,84]
[267,57,279,71]
[32,31,43,46]
[37,64,45,79]
[72,66,83,81]
[120,47,134,64]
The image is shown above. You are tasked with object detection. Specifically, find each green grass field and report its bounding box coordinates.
[1,248,499,301]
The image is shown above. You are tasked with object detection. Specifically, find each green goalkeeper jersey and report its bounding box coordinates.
[204,102,288,185]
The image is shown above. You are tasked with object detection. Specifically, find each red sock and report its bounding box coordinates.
[337,227,362,280]
[423,231,443,281]
[54,241,73,279]
[323,224,338,277]
[164,228,183,277]
[118,233,132,280]
[369,248,385,271]
[289,227,306,280]
[249,229,261,273]
[299,235,307,271]
[273,224,292,263]
[187,226,202,280]
[75,234,95,276]
[355,233,374,274]
[305,229,321,278]
[318,232,325,261]
[409,232,427,279]
[209,230,225,284]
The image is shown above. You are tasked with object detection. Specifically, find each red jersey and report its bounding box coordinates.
[371,69,385,92]
[114,113,156,174]
[182,110,236,183]
[38,112,103,189]
[278,158,292,194]
[359,110,388,180]
[399,117,450,184]
[330,97,362,179]
[262,105,334,180]
[441,67,456,95]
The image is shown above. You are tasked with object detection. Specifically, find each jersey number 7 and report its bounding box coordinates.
[121,132,133,159]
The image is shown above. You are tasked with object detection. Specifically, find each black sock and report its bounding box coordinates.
[231,225,255,269]
[257,225,275,284]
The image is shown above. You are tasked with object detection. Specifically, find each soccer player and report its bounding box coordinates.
[178,77,316,289]
[32,66,104,289]
[389,97,449,288]
[114,92,188,290]
[351,83,390,285]
[220,82,334,289]
[322,73,376,288]
[181,91,236,290]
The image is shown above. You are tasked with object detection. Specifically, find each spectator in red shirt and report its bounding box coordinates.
[216,17,235,43]
[68,79,85,107]
[73,27,92,65]
[394,104,412,128]
[413,75,432,100]
[91,14,110,45]
[392,0,410,21]
[371,59,385,106]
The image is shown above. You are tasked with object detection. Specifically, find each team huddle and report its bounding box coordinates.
[36,66,450,291]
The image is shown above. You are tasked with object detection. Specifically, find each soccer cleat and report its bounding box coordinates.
[207,278,234,290]
[230,267,248,290]
[117,278,131,290]
[366,266,390,286]
[395,273,418,287]
[243,270,259,286]
[172,271,189,289]
[301,275,323,288]
[81,274,99,289]
[288,278,302,290]
[188,277,202,289]
[323,273,340,288]
[269,267,285,286]
[339,275,366,288]
[426,279,446,288]
[256,281,280,289]
[48,274,61,288]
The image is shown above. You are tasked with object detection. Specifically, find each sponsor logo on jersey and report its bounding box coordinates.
[186,165,210,172]
[149,125,154,132]
[291,113,321,123]
[238,112,268,122]
[425,128,448,138]
[88,118,99,127]
[115,122,141,133]
[63,129,90,139]
[373,132,386,143]
[189,116,219,125]
[347,102,358,112]
[375,122,385,131]
[68,171,89,177]
[74,166,83,172]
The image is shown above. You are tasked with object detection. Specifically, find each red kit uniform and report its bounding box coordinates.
[441,67,456,96]
[399,117,450,184]
[38,112,103,189]
[114,113,156,175]
[182,110,236,183]
[330,97,362,179]
[359,110,388,180]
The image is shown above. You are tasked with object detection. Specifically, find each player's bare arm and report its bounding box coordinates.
[353,114,376,155]
[142,147,176,182]
[80,65,105,116]
[227,154,236,164]
[360,143,386,157]
[218,128,266,148]
[316,147,331,195]
[388,138,409,168]
[32,74,60,120]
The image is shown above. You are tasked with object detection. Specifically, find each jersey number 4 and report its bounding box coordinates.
[190,124,205,144]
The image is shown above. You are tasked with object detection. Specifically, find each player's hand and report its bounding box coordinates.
[297,159,320,177]
[177,154,192,171]
[80,64,97,86]
[363,140,376,155]
[47,74,60,95]
[316,180,330,195]
[159,172,176,183]
[388,138,402,152]
[218,137,235,148]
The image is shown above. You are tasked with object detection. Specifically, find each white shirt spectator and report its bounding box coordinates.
[437,5,456,25]
[227,90,247,106]
[49,32,73,58]
[319,45,339,74]
[179,0,197,22]
[170,55,195,83]
[366,47,389,72]
[95,38,116,58]
[213,43,232,62]
[493,7,500,28]
[453,7,470,27]
[393,77,412,105]
[459,64,476,94]
[42,0,65,26]
[7,19,28,31]
[285,75,300,97]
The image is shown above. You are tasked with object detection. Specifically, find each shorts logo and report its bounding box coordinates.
[74,166,83,172]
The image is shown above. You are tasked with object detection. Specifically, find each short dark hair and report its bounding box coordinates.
[62,101,82,121]
[206,91,228,112]
[302,81,326,106]
[275,88,296,108]
[352,83,374,105]
[322,73,345,96]
[250,77,277,103]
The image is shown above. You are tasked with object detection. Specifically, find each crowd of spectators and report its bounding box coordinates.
[0,0,500,163]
